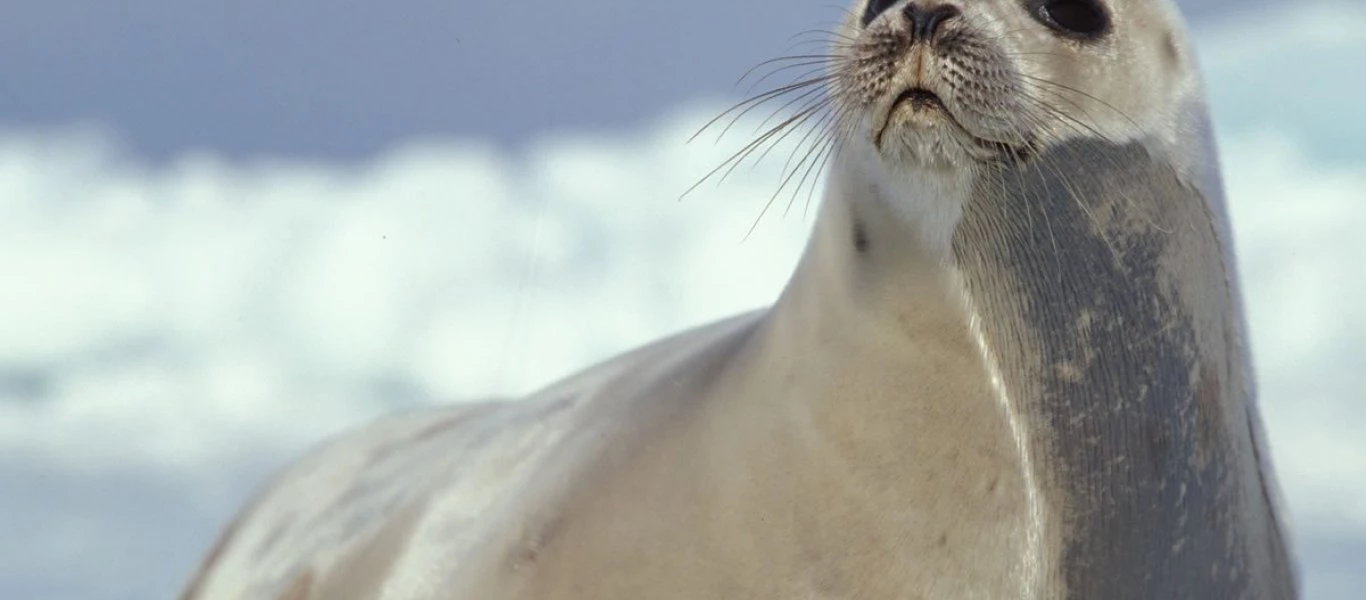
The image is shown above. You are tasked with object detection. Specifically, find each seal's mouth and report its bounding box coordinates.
[892,87,946,112]
[873,86,959,149]
[875,86,1033,164]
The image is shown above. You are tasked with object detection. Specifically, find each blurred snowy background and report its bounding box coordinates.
[1,0,1362,598]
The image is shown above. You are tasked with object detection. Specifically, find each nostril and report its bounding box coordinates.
[904,3,962,42]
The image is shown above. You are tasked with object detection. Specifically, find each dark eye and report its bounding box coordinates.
[862,0,898,26]
[1034,0,1110,39]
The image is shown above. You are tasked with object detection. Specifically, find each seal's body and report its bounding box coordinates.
[182,0,1298,597]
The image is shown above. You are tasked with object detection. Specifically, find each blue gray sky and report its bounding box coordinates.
[3,0,1262,160]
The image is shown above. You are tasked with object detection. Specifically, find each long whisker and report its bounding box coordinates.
[746,123,837,237]
[687,74,835,144]
[683,21,852,215]
[736,54,841,88]
[681,103,829,201]
[732,103,831,180]
[753,79,834,136]
[790,28,859,46]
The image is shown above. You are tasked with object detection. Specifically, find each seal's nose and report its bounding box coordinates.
[903,3,961,42]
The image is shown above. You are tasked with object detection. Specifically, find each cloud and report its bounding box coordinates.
[2,3,1364,599]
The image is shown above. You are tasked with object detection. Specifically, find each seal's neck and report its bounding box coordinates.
[768,140,1294,599]
[831,151,974,264]
[765,149,1002,467]
[776,151,976,332]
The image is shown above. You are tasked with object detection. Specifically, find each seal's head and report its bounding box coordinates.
[832,0,1201,173]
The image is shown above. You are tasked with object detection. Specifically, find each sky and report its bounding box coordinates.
[1,1,1363,599]
[2,0,1266,160]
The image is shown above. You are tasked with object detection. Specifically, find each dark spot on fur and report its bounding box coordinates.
[1194,362,1224,464]
[937,532,949,547]
[852,216,871,254]
[508,514,567,572]
[274,570,313,600]
[1163,32,1180,67]
[1148,415,1171,474]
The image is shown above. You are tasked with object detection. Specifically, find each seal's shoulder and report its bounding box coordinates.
[182,309,766,600]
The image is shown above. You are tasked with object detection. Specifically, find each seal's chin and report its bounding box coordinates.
[874,88,952,147]
[874,87,1030,167]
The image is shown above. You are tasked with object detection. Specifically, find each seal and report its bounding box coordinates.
[181,0,1299,598]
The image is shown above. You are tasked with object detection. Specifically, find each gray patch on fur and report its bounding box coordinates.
[952,138,1296,598]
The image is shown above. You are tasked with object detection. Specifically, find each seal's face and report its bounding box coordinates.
[834,0,1196,170]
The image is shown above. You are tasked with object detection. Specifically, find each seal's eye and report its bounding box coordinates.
[862,0,898,26]
[1035,0,1110,39]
